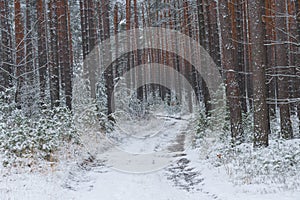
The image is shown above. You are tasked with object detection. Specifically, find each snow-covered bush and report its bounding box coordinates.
[0,89,79,167]
[195,110,209,137]
[195,85,229,141]
[201,138,300,191]
[96,79,115,132]
[241,111,254,142]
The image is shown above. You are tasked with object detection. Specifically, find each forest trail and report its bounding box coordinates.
[61,115,220,200]
[2,115,299,200]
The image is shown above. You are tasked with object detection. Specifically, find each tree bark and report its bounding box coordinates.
[218,0,244,144]
[296,0,300,136]
[0,0,12,91]
[275,0,293,139]
[57,0,73,110]
[248,0,270,147]
[36,0,48,106]
[14,0,25,106]
[101,0,114,115]
[49,0,60,108]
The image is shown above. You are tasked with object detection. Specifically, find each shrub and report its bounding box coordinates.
[0,89,79,167]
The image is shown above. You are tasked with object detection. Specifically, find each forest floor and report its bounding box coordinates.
[1,112,300,200]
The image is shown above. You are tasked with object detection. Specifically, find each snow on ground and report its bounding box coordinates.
[1,113,300,200]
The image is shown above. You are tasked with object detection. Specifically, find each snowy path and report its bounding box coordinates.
[1,115,300,200]
[61,115,218,200]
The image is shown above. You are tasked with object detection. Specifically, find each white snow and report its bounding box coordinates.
[1,113,300,200]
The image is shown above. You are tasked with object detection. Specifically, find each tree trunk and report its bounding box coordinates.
[275,0,293,139]
[264,0,277,118]
[36,0,48,106]
[49,0,60,108]
[0,0,12,91]
[114,3,120,78]
[57,0,73,110]
[126,0,132,91]
[87,0,97,52]
[218,0,244,144]
[101,0,114,115]
[248,0,270,147]
[80,0,88,60]
[14,0,25,106]
[134,0,143,102]
[296,0,300,136]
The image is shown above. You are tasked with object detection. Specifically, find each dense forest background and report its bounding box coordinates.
[0,0,300,164]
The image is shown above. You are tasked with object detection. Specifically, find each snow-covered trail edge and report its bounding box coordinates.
[1,115,300,200]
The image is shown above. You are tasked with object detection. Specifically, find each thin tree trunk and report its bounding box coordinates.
[14,0,25,106]
[36,0,48,106]
[295,0,300,136]
[126,0,132,91]
[25,0,33,80]
[49,0,60,108]
[80,0,88,60]
[114,3,120,78]
[101,0,114,115]
[275,0,293,139]
[133,0,143,101]
[87,0,97,52]
[0,0,12,91]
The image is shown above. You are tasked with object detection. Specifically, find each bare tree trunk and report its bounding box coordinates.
[126,0,132,91]
[0,0,12,91]
[218,0,244,144]
[87,0,97,52]
[236,1,247,114]
[248,0,270,147]
[49,0,60,108]
[275,0,293,139]
[244,0,254,111]
[14,0,25,107]
[264,0,277,118]
[133,0,143,102]
[101,0,114,115]
[36,0,48,106]
[57,0,73,110]
[25,0,33,80]
[196,0,212,115]
[114,3,120,78]
[296,0,300,136]
[183,0,193,113]
[80,0,88,60]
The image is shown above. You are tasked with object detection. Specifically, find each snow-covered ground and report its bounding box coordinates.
[1,113,300,200]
